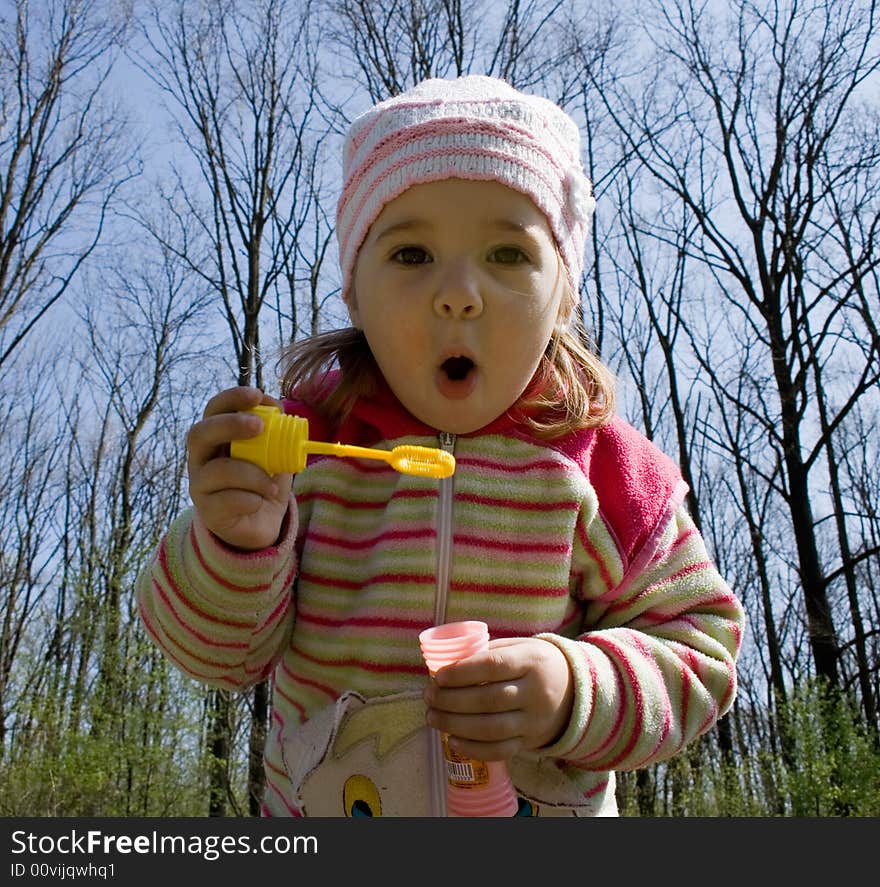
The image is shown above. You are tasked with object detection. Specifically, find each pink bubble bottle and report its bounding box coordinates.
[419,621,519,817]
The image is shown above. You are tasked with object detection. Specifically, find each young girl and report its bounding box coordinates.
[137,75,744,817]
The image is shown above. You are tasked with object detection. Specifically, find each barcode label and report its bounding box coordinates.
[447,760,476,782]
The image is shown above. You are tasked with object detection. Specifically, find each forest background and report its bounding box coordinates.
[1,0,878,817]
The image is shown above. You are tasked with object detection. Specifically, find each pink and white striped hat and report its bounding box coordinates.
[336,74,596,301]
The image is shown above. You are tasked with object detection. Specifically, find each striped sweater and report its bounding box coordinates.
[137,379,744,816]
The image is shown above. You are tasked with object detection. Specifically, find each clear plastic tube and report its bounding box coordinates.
[419,621,519,817]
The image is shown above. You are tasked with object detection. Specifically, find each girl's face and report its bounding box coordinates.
[348,179,567,434]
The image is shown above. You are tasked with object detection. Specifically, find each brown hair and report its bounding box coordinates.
[278,316,615,440]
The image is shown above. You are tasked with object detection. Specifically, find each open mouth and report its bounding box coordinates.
[437,354,478,400]
[441,356,475,381]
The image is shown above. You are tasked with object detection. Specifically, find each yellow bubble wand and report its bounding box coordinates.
[230,405,455,479]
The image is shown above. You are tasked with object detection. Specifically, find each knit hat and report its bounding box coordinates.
[336,74,596,301]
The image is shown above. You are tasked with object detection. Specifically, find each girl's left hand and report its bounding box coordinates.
[423,637,574,761]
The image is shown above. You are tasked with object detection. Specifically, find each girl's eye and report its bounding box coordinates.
[391,246,431,265]
[489,246,528,264]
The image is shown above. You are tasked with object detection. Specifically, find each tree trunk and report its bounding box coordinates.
[207,689,230,817]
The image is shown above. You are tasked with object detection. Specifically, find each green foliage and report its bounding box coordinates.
[772,681,880,817]
[0,730,206,817]
[0,631,232,817]
[617,680,880,816]
[4,667,877,817]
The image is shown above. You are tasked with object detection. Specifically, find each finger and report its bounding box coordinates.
[191,456,281,500]
[426,680,521,714]
[187,411,264,469]
[427,709,522,744]
[433,649,523,688]
[198,489,278,525]
[202,386,268,419]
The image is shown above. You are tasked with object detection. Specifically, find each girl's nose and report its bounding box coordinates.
[432,262,484,319]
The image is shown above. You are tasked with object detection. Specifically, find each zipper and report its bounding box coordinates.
[429,430,456,817]
[433,431,456,625]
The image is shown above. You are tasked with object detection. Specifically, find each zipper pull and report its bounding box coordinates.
[438,431,456,453]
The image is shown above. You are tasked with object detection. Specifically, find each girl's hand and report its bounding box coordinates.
[423,637,574,761]
[186,386,293,551]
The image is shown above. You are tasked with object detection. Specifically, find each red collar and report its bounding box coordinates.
[284,370,540,445]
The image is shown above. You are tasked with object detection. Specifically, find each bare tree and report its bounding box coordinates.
[80,236,215,737]
[0,260,215,812]
[135,0,329,387]
[0,0,137,369]
[591,0,880,704]
[327,0,573,103]
[0,384,66,756]
[816,140,880,725]
[133,0,332,815]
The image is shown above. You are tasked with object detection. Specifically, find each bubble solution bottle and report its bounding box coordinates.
[419,621,519,817]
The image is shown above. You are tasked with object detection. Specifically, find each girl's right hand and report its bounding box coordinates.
[186,386,294,551]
